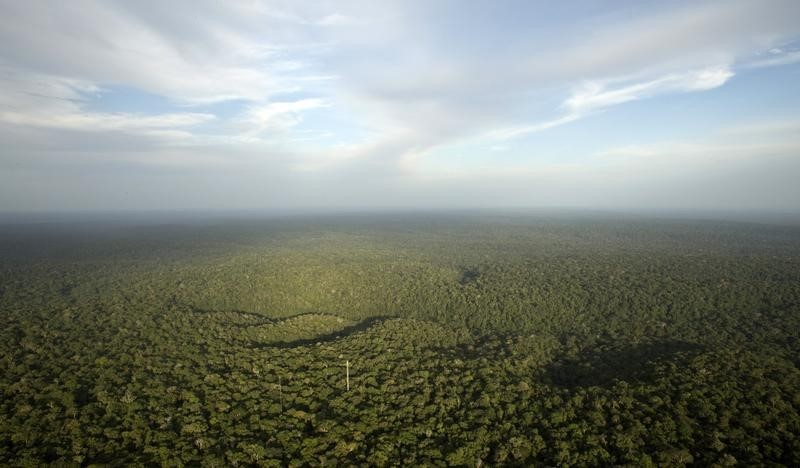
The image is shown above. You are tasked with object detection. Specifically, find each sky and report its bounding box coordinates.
[1,0,800,213]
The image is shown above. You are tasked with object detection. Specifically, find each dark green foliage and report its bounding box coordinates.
[1,214,799,465]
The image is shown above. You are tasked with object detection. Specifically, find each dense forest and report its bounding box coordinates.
[1,213,799,466]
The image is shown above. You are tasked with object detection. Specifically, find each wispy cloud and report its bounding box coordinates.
[0,109,214,133]
[488,114,583,140]
[492,66,734,140]
[239,98,328,137]
[0,1,324,104]
[742,48,800,69]
[0,66,216,141]
[565,67,733,114]
[317,13,360,27]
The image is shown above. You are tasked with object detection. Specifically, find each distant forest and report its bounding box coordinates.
[1,214,799,466]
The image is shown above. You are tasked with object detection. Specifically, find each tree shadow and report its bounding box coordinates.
[246,315,393,349]
[458,267,481,285]
[180,299,402,349]
[543,340,704,388]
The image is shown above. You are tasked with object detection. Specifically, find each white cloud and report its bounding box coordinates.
[743,50,800,68]
[0,66,216,141]
[488,114,583,140]
[0,1,324,104]
[490,66,734,141]
[317,13,359,26]
[564,66,733,114]
[319,0,798,163]
[0,109,214,132]
[239,98,328,136]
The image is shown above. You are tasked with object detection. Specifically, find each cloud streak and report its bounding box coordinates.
[491,66,734,140]
[564,67,734,114]
[239,98,328,138]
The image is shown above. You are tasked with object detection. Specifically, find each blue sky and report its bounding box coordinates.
[1,0,799,211]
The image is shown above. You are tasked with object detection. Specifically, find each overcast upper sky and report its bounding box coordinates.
[1,0,800,212]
